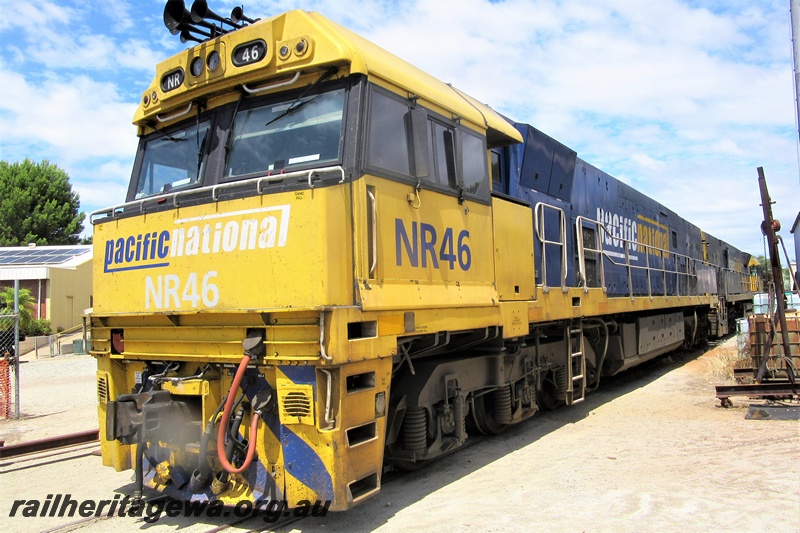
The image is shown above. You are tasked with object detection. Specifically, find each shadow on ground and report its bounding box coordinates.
[108,339,726,532]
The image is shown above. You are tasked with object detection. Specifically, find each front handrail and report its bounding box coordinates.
[155,101,194,123]
[242,72,301,95]
[91,166,346,224]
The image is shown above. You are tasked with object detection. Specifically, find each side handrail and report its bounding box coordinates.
[91,166,346,224]
[534,202,568,293]
[576,216,700,300]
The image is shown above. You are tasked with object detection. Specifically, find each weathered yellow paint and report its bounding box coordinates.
[378,314,406,336]
[94,187,353,316]
[268,358,391,510]
[160,379,208,396]
[278,380,316,426]
[95,377,130,471]
[357,177,498,312]
[528,287,716,323]
[500,301,529,338]
[492,197,535,301]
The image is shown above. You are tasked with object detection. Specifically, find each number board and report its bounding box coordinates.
[232,40,267,67]
[160,68,185,92]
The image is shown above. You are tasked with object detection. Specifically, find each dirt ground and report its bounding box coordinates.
[1,338,798,532]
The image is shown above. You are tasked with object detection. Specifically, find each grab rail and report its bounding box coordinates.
[575,216,700,300]
[367,189,377,278]
[534,202,568,293]
[91,166,346,224]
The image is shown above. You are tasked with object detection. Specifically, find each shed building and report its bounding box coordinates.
[0,245,93,332]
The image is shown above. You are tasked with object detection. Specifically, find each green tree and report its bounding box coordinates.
[0,159,84,245]
[0,287,35,333]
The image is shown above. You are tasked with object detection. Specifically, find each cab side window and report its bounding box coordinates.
[365,85,490,202]
[461,130,488,198]
[428,120,457,188]
[366,90,411,176]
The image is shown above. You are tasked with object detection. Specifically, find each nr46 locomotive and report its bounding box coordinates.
[90,1,757,511]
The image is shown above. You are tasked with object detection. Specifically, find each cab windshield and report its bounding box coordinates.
[134,121,210,199]
[226,87,346,178]
[136,121,209,199]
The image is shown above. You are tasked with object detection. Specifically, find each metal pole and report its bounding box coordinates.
[13,279,20,419]
[792,0,800,200]
[792,0,800,148]
[755,168,794,384]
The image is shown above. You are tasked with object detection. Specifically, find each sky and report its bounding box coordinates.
[0,0,798,263]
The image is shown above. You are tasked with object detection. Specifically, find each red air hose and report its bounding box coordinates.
[217,354,260,474]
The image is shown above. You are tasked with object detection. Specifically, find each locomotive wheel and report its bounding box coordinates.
[470,393,508,435]
[537,376,563,411]
[392,458,429,471]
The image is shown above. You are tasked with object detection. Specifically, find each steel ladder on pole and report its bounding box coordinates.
[566,321,586,405]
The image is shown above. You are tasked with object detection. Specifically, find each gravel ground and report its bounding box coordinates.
[1,338,797,532]
[1,352,98,445]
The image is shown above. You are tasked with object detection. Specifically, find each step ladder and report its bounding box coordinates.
[708,301,729,337]
[566,322,586,405]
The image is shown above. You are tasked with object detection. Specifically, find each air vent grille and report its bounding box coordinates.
[282,391,311,418]
[97,374,109,403]
[278,383,315,425]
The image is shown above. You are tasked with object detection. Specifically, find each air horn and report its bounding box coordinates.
[231,6,259,25]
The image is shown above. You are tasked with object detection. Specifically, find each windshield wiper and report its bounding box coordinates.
[265,95,319,129]
[195,130,208,180]
[159,130,188,143]
[264,67,338,128]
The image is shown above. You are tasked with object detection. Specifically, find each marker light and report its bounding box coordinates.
[207,50,221,72]
[190,56,204,77]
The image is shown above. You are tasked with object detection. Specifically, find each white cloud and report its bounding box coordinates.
[0,0,797,259]
[0,66,138,164]
[0,1,73,30]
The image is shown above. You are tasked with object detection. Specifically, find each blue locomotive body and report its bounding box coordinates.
[496,122,752,315]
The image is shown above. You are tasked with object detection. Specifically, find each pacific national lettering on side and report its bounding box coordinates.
[103,205,291,272]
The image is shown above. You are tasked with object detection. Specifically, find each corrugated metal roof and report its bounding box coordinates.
[0,267,49,281]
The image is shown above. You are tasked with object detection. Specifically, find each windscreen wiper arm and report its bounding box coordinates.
[264,67,338,128]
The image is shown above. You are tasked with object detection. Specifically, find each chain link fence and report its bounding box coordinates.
[0,312,19,419]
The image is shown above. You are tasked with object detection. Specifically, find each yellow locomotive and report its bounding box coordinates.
[91,1,757,511]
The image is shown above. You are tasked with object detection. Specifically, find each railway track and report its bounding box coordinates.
[0,429,101,475]
[0,429,99,458]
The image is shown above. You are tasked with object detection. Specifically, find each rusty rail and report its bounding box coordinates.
[0,429,99,458]
[715,382,799,409]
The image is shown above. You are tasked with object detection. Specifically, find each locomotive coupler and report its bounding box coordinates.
[107,390,197,507]
[106,390,195,445]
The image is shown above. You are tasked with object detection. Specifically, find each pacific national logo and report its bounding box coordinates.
[103,205,291,273]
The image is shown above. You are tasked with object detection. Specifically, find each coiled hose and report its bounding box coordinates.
[216,354,260,474]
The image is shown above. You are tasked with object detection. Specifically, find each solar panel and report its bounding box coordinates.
[0,247,91,266]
